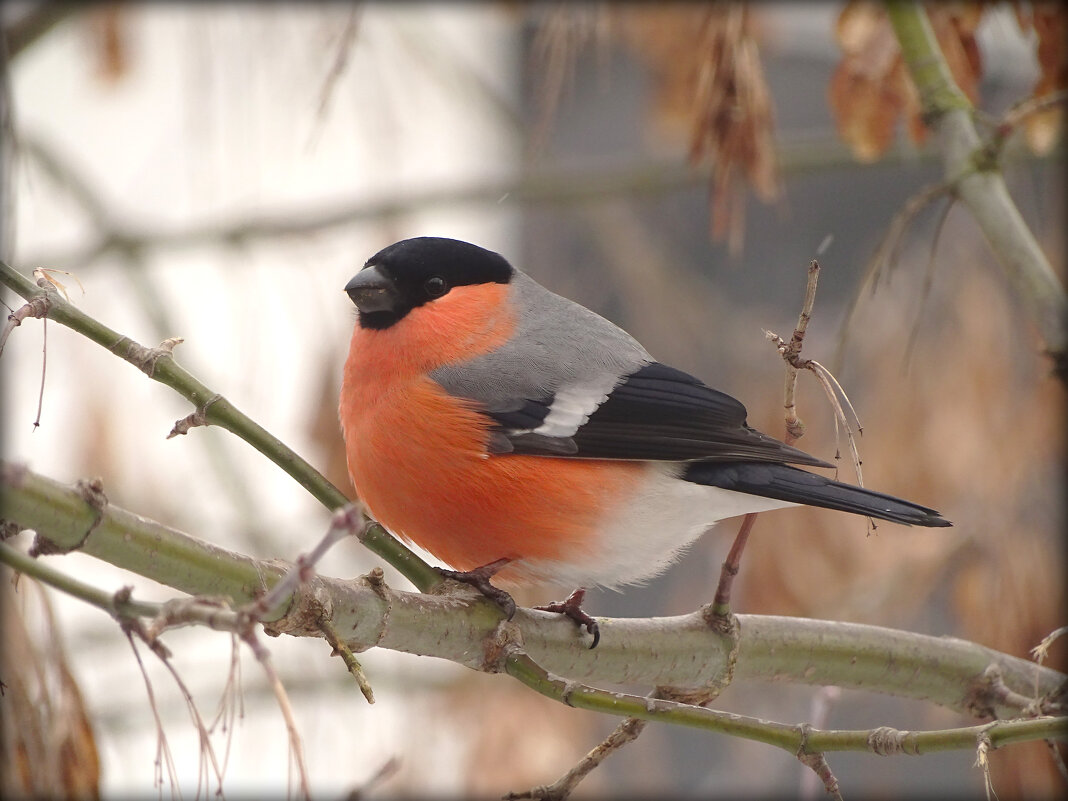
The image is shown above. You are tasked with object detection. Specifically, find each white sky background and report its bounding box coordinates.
[5,4,518,796]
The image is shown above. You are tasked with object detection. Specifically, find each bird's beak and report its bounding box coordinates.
[345,265,400,313]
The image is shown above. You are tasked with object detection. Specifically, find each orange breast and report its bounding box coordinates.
[338,283,642,585]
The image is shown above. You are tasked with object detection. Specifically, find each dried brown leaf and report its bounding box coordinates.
[616,5,712,134]
[1025,4,1068,153]
[830,2,909,161]
[690,6,780,252]
[927,5,984,103]
[1,581,101,800]
[86,4,129,84]
[527,5,613,156]
[830,2,989,161]
[616,5,780,252]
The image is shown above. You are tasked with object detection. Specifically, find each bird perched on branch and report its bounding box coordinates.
[339,237,950,643]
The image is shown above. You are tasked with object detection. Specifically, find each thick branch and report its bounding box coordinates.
[3,462,1064,719]
[886,0,1068,379]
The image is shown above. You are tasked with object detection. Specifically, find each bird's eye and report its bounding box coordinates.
[424,276,448,298]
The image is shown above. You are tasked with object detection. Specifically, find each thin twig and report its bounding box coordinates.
[1047,739,1068,784]
[240,626,311,800]
[796,747,842,801]
[974,732,997,801]
[711,512,758,619]
[309,6,362,145]
[985,89,1068,160]
[246,502,365,622]
[0,290,52,358]
[33,318,46,429]
[781,259,822,443]
[835,181,953,371]
[505,717,647,800]
[800,688,843,800]
[904,193,956,368]
[121,627,180,795]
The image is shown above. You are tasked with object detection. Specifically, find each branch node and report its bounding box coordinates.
[481,619,524,674]
[796,739,842,801]
[364,566,386,590]
[167,394,222,439]
[559,679,580,707]
[688,607,741,700]
[0,294,53,358]
[964,663,1034,719]
[125,336,184,377]
[0,520,24,541]
[867,725,912,756]
[357,567,393,650]
[29,476,107,556]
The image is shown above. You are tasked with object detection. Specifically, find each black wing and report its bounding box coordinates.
[484,362,832,468]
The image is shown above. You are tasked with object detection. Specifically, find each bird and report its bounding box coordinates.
[338,236,950,643]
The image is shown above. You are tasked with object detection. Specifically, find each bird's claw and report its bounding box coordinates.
[436,557,516,619]
[536,588,600,649]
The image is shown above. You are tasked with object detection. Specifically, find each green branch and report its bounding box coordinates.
[0,260,439,592]
[885,0,1068,379]
[0,539,160,620]
[506,650,1068,755]
[3,462,1065,721]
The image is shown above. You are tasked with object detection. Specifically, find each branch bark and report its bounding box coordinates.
[2,462,1065,722]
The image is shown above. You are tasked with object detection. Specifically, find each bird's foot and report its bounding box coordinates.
[536,588,600,649]
[436,557,516,620]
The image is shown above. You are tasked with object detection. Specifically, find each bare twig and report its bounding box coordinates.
[505,717,647,800]
[974,731,997,801]
[904,193,956,367]
[208,634,243,782]
[781,260,822,443]
[985,89,1068,160]
[711,261,828,623]
[835,180,953,368]
[1047,739,1068,784]
[347,756,401,799]
[319,618,375,704]
[0,289,51,358]
[1031,627,1068,665]
[766,332,866,493]
[246,502,365,622]
[528,6,611,156]
[5,471,1066,717]
[240,626,312,799]
[310,6,362,143]
[801,688,843,800]
[121,626,181,796]
[710,512,758,619]
[796,744,842,801]
[765,258,869,532]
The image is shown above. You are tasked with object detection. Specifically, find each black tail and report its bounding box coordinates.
[684,462,951,527]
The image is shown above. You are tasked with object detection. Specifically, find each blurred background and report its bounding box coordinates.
[1,3,1064,798]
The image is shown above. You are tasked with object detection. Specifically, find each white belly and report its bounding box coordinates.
[518,462,796,590]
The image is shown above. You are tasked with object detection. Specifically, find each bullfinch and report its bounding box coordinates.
[339,237,950,637]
